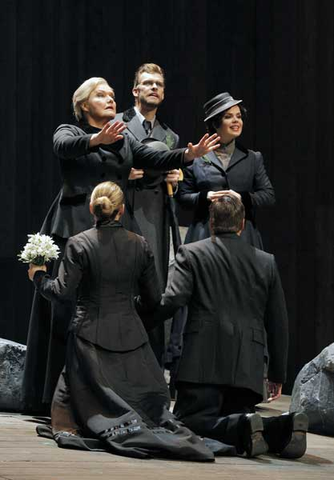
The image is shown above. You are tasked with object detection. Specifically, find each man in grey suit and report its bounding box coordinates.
[152,193,308,458]
[116,63,180,367]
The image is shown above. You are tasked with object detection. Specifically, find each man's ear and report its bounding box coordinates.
[89,203,93,215]
[241,218,245,232]
[132,87,139,100]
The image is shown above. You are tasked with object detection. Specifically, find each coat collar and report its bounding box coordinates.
[95,219,123,229]
[211,232,241,244]
[121,107,168,143]
[202,143,248,173]
[227,143,248,169]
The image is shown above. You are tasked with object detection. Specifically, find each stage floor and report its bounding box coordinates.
[0,396,333,480]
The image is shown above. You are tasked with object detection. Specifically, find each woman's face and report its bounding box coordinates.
[216,105,243,144]
[82,83,116,127]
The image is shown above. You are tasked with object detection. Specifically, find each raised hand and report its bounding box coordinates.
[184,133,220,162]
[90,121,126,147]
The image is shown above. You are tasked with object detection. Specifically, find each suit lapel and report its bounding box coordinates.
[203,151,226,175]
[227,146,248,170]
[150,120,167,143]
[126,115,147,142]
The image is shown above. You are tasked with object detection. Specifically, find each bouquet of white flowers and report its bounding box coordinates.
[18,233,60,266]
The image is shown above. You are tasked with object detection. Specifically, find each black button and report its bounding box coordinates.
[100,173,106,178]
[101,156,107,162]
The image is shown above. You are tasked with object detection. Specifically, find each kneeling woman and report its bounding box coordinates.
[28,181,213,461]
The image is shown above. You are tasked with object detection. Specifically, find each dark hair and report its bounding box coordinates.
[209,195,245,234]
[205,105,247,135]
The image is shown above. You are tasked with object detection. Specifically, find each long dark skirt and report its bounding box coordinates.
[50,334,216,461]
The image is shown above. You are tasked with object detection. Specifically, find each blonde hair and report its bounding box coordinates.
[72,77,109,121]
[133,63,165,88]
[90,182,124,220]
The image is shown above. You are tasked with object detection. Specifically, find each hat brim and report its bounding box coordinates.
[204,99,243,122]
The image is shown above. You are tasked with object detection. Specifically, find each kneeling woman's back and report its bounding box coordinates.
[29,181,215,461]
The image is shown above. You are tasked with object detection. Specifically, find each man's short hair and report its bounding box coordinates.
[210,195,245,234]
[133,63,165,88]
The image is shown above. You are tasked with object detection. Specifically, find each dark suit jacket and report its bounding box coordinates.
[34,221,161,352]
[179,145,275,248]
[155,233,288,398]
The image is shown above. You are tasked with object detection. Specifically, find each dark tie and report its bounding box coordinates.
[142,119,152,136]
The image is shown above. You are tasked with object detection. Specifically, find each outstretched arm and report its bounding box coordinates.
[32,238,83,303]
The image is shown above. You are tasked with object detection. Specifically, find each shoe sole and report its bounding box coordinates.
[279,413,308,459]
[245,414,269,458]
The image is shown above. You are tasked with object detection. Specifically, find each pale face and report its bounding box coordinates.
[82,83,116,127]
[132,72,165,111]
[216,105,243,144]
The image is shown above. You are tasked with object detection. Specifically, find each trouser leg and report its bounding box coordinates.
[174,382,244,449]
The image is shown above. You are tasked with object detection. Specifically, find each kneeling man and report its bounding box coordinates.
[153,193,308,458]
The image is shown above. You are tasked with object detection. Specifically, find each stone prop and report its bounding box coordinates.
[0,338,26,411]
[290,343,334,436]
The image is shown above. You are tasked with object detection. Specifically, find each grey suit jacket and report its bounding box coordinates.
[155,233,289,398]
[116,107,179,148]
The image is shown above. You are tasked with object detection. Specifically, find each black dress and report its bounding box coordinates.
[32,220,215,461]
[22,122,188,411]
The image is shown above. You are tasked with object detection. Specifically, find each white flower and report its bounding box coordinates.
[18,233,60,265]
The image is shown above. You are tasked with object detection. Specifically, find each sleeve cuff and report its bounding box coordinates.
[33,270,48,289]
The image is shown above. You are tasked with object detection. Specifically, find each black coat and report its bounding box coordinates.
[115,108,179,288]
[34,221,161,352]
[115,108,180,366]
[155,233,289,399]
[50,122,186,239]
[178,145,275,249]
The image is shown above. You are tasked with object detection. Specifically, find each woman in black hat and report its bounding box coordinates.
[178,92,275,248]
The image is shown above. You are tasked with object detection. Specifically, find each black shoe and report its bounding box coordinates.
[263,412,308,459]
[239,413,269,458]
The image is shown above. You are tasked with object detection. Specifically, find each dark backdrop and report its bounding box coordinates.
[1,0,333,392]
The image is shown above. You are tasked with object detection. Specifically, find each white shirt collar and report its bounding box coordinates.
[134,106,156,129]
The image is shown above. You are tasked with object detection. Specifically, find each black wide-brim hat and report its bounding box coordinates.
[203,92,243,122]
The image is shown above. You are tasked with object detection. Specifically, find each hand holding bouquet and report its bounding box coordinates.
[18,233,60,265]
[18,233,60,281]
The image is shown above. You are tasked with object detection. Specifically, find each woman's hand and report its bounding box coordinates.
[128,168,144,180]
[165,169,180,187]
[90,121,126,147]
[28,264,47,281]
[184,133,220,162]
[207,189,242,202]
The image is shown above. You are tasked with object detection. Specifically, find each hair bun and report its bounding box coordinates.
[90,182,124,221]
[92,195,114,218]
